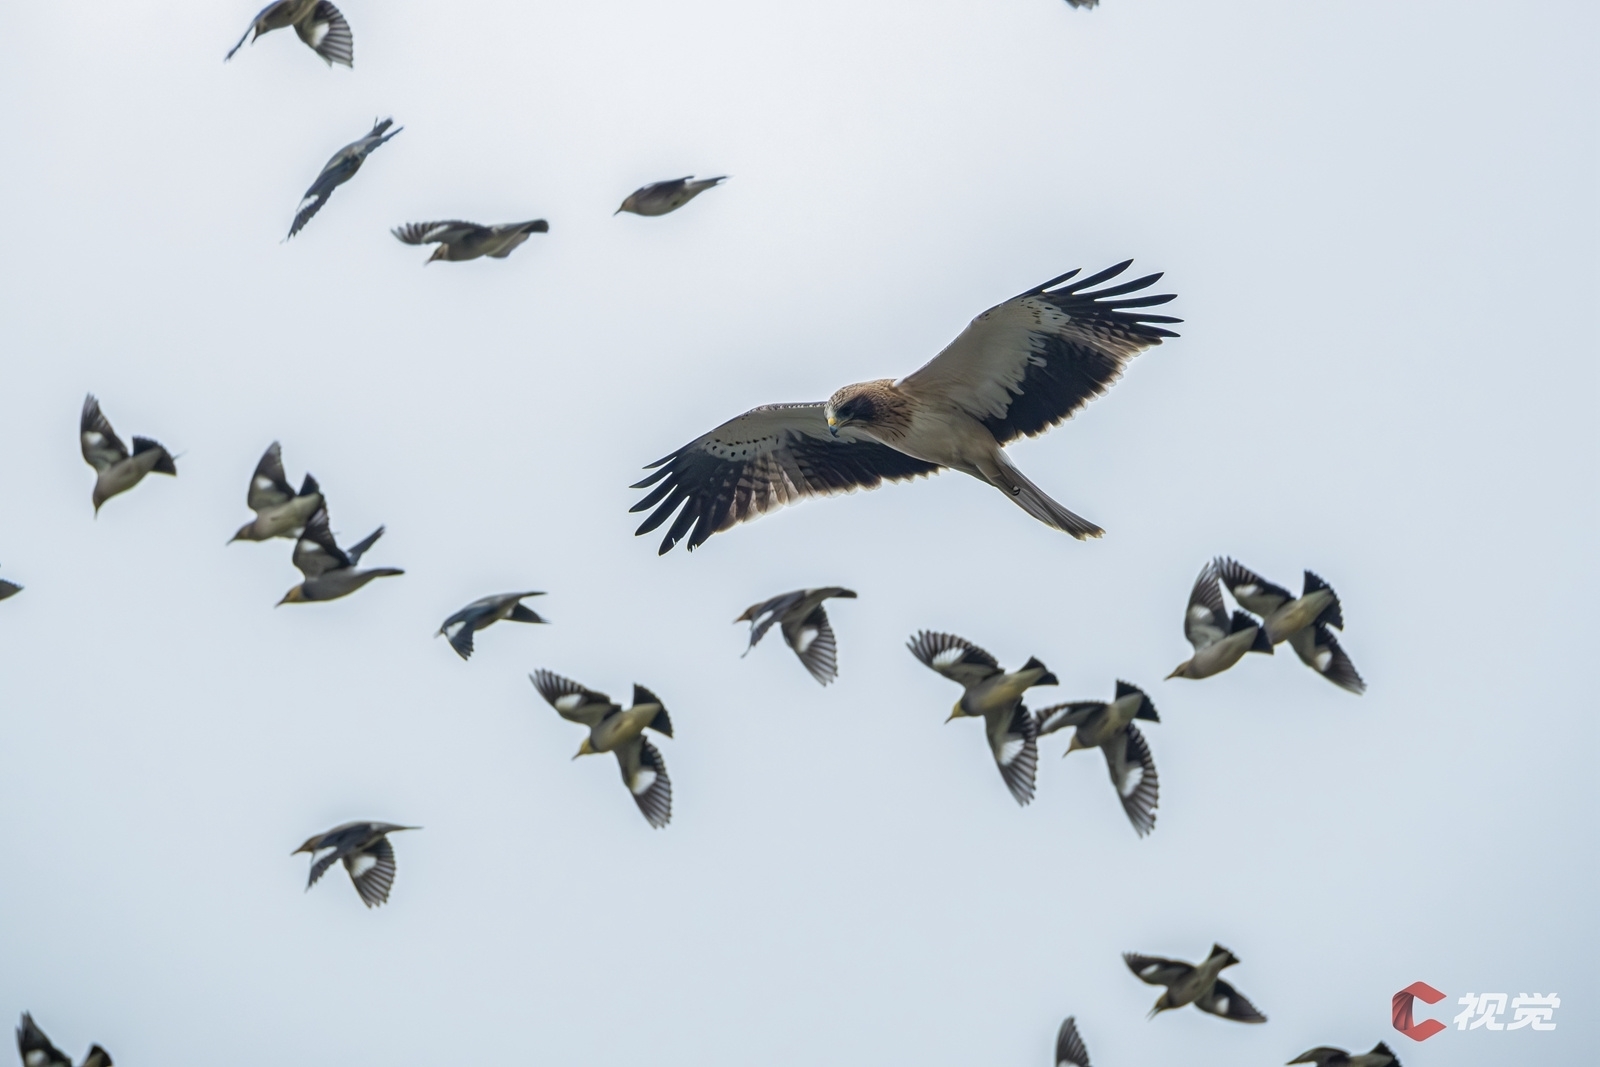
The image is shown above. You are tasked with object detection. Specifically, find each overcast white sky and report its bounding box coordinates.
[1,1,1595,1065]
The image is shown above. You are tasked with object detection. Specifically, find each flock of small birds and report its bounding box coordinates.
[9,2,1394,1065]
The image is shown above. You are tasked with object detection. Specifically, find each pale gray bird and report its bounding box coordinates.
[230,441,322,543]
[1166,561,1272,680]
[530,671,673,828]
[278,507,402,604]
[15,1014,111,1067]
[907,631,1055,806]
[0,568,20,602]
[631,261,1178,553]
[437,592,547,660]
[1215,557,1365,693]
[1289,1043,1402,1067]
[392,219,549,263]
[1124,944,1267,1023]
[1055,1016,1092,1067]
[293,821,416,908]
[615,176,727,217]
[79,394,175,515]
[226,0,352,67]
[736,587,858,685]
[1036,681,1159,836]
[287,118,401,239]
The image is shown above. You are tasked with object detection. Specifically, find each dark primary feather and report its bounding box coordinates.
[906,630,1002,685]
[991,701,1039,806]
[247,441,295,511]
[296,1,352,67]
[16,1014,72,1067]
[631,402,939,554]
[1055,1016,1092,1067]
[346,836,396,907]
[392,220,481,245]
[979,261,1179,445]
[1124,952,1191,986]
[79,394,128,471]
[1214,556,1293,616]
[790,603,839,685]
[1106,723,1159,837]
[1195,978,1267,1023]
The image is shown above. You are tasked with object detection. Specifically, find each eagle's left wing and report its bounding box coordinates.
[631,402,940,554]
[897,261,1179,445]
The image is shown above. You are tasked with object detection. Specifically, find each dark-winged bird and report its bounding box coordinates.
[631,261,1178,553]
[287,118,400,239]
[392,219,549,263]
[294,821,417,908]
[437,592,547,660]
[907,631,1056,806]
[616,176,727,216]
[530,671,674,828]
[1036,681,1159,836]
[1055,1016,1092,1067]
[226,1,352,67]
[1124,943,1267,1023]
[16,1014,111,1067]
[230,441,322,542]
[0,568,20,602]
[1288,1043,1402,1067]
[736,587,858,685]
[1166,561,1271,680]
[80,394,175,515]
[278,507,401,604]
[1215,557,1365,693]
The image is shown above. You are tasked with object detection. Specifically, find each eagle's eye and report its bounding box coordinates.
[840,396,876,424]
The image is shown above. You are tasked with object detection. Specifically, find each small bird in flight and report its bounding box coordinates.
[1054,1016,1093,1067]
[736,587,858,685]
[287,118,401,240]
[1166,561,1272,680]
[907,631,1055,807]
[1215,557,1365,693]
[615,176,727,217]
[230,441,322,543]
[437,592,547,661]
[1288,1043,1403,1067]
[392,219,549,264]
[293,821,417,908]
[631,261,1178,553]
[278,507,402,604]
[79,394,176,515]
[1124,943,1267,1023]
[530,671,674,828]
[15,1013,111,1067]
[1036,681,1160,836]
[226,1,353,67]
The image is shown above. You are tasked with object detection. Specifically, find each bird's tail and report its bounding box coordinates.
[991,456,1103,539]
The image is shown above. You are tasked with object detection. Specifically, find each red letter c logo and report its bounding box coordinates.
[1393,981,1447,1042]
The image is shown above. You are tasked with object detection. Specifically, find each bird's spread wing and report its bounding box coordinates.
[306,849,340,890]
[907,631,1002,687]
[1124,953,1192,987]
[392,221,479,245]
[631,402,940,554]
[1287,1049,1348,1067]
[344,836,396,908]
[896,261,1179,446]
[80,395,128,471]
[1104,723,1158,837]
[1289,624,1366,694]
[787,603,839,685]
[247,441,295,512]
[1195,978,1267,1023]
[292,508,349,578]
[618,736,672,828]
[737,590,803,651]
[1183,562,1229,652]
[295,0,352,66]
[1055,1016,1092,1067]
[342,526,384,567]
[16,1014,72,1067]
[288,150,359,238]
[530,670,613,725]
[1214,557,1293,618]
[987,702,1038,807]
[80,1047,113,1067]
[1034,701,1103,738]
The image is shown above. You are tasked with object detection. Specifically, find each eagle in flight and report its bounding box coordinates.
[630,260,1179,553]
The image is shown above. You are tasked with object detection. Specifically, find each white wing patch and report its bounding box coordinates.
[1314,650,1333,672]
[307,22,329,47]
[254,475,276,491]
[1120,765,1145,797]
[932,647,966,669]
[347,852,377,877]
[554,693,585,712]
[794,627,818,653]
[25,1052,49,1067]
[630,768,657,795]
[997,737,1025,765]
[84,431,104,445]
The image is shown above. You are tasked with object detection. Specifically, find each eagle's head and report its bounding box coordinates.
[824,379,911,440]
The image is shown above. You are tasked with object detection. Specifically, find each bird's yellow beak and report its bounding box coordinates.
[1064,734,1083,755]
[1164,664,1183,680]
[572,738,596,759]
[277,587,303,607]
[945,703,963,723]
[826,414,839,438]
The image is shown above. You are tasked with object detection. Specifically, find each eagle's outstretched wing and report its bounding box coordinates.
[897,260,1179,445]
[630,402,940,554]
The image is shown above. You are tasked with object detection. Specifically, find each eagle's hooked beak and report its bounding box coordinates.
[826,414,839,438]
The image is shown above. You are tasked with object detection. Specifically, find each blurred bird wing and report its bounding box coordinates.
[738,590,803,649]
[529,669,614,725]
[291,508,349,577]
[1287,1049,1348,1066]
[1034,701,1103,737]
[393,220,479,245]
[1123,953,1192,987]
[907,630,1002,687]
[1214,557,1293,617]
[81,1046,113,1067]
[294,0,352,66]
[783,602,839,685]
[616,736,672,828]
[895,261,1179,446]
[986,701,1038,806]
[630,402,940,554]
[0,579,21,600]
[343,835,396,907]
[1288,624,1365,693]
[1104,723,1158,837]
[1194,978,1267,1023]
[1183,562,1230,651]
[16,1014,73,1067]
[247,441,295,512]
[1054,1016,1092,1067]
[80,395,129,471]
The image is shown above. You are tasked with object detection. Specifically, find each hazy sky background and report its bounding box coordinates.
[1,1,1594,1064]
